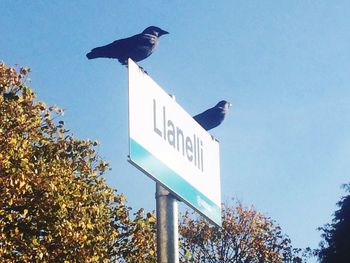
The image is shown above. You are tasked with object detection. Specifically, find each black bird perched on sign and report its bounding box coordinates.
[193,100,231,131]
[86,26,169,66]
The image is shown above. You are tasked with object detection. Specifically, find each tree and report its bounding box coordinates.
[0,62,157,262]
[116,208,156,263]
[318,183,350,263]
[179,202,308,263]
[0,62,309,262]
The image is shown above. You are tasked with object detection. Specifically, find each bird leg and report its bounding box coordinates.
[138,65,148,75]
[125,63,148,75]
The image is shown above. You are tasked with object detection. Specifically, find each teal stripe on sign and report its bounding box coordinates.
[129,138,221,226]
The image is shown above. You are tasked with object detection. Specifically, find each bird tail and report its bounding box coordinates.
[86,47,106,59]
[86,51,95,59]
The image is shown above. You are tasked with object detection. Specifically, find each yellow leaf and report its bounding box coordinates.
[20,158,29,167]
[32,238,39,246]
[19,180,26,189]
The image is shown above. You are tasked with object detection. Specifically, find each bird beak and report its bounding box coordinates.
[228,102,232,108]
[160,29,169,35]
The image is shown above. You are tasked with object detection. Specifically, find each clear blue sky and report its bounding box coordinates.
[2,1,350,259]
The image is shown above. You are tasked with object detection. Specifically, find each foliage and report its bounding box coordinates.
[0,62,156,262]
[0,62,310,262]
[317,183,350,263]
[115,208,156,263]
[179,202,308,263]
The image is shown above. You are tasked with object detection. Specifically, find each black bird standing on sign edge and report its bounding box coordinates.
[193,100,232,131]
[86,26,169,68]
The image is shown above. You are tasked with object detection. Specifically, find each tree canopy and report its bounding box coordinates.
[179,202,308,263]
[318,183,350,263]
[0,62,156,262]
[1,61,308,262]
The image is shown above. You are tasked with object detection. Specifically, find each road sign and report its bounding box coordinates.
[128,59,221,226]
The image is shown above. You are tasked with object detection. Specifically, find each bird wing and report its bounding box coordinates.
[193,107,226,131]
[116,33,157,63]
[193,108,215,130]
[87,36,134,60]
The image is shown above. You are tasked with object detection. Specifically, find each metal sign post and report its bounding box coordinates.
[156,183,179,263]
[156,94,179,263]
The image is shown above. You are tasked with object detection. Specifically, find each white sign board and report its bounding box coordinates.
[128,59,221,226]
